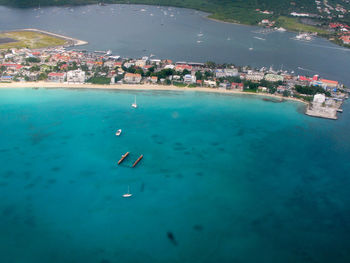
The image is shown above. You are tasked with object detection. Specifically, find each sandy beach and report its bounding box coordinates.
[0,81,308,105]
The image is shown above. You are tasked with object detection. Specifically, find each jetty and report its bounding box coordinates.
[132,155,143,168]
[118,152,129,165]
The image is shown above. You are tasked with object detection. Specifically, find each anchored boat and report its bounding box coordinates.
[115,129,122,136]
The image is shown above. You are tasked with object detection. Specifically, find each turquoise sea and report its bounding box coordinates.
[0,88,349,262]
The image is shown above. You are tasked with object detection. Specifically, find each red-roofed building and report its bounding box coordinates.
[175,64,192,72]
[143,65,153,70]
[231,82,244,91]
[150,76,158,83]
[298,76,312,82]
[340,35,350,45]
[60,64,68,70]
[320,79,338,88]
[1,64,23,70]
[48,72,66,83]
[124,73,142,84]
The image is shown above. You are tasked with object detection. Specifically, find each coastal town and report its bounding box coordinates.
[0,47,348,119]
[256,0,350,47]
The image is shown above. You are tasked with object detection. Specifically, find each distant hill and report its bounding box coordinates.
[0,0,349,25]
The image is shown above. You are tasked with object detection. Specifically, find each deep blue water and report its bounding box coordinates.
[0,88,349,262]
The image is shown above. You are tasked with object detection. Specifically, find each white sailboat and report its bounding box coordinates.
[132,96,137,108]
[122,186,132,198]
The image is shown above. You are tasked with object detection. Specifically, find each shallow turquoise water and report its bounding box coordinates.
[0,88,349,263]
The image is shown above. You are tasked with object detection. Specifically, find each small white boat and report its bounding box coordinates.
[254,36,266,41]
[132,96,137,108]
[122,186,132,198]
[249,47,254,51]
[115,129,122,136]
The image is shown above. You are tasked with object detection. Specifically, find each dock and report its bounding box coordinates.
[118,152,129,165]
[132,155,143,168]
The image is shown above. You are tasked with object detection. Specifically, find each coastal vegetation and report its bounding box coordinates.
[0,31,66,50]
[87,76,111,84]
[295,85,331,96]
[1,0,348,25]
[275,16,330,36]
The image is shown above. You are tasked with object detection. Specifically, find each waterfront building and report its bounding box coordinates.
[48,72,66,83]
[175,64,192,72]
[135,59,147,67]
[215,68,238,78]
[320,79,339,88]
[124,73,142,84]
[67,70,86,84]
[224,68,239,77]
[313,93,326,104]
[264,74,284,82]
[204,80,217,87]
[245,72,265,82]
[231,82,244,91]
[184,74,196,84]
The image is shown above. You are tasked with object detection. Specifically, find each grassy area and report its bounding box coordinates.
[173,81,187,87]
[275,16,331,36]
[0,31,67,50]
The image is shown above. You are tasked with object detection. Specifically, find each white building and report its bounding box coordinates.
[48,72,66,83]
[313,93,326,104]
[204,80,217,87]
[224,68,239,77]
[67,70,85,84]
[264,74,284,82]
[135,59,147,68]
[124,73,142,84]
[184,74,196,84]
[245,72,265,82]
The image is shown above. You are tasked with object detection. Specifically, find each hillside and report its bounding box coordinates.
[0,0,349,26]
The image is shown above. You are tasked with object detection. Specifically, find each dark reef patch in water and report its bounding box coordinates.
[0,182,8,187]
[152,134,165,144]
[193,224,203,231]
[51,166,61,172]
[167,231,178,246]
[24,216,36,228]
[47,179,57,184]
[2,205,16,216]
[80,170,97,177]
[3,170,14,178]
[196,172,203,176]
[24,183,35,189]
[176,173,183,178]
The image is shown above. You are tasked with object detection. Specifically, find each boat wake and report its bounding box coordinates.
[253,36,266,41]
